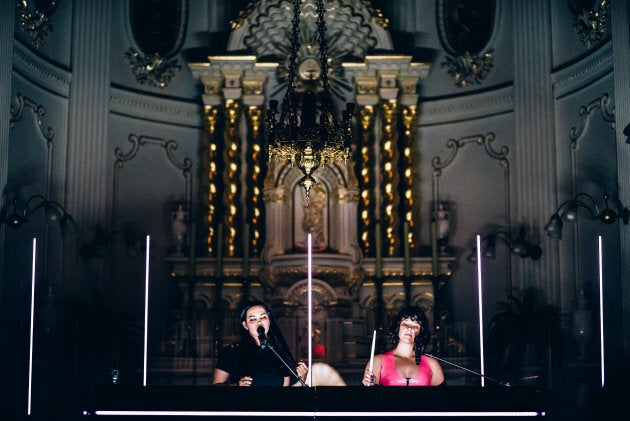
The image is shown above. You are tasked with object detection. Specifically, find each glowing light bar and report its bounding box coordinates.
[28,238,37,416]
[143,235,151,386]
[91,410,545,417]
[476,234,486,387]
[307,233,312,387]
[598,235,604,388]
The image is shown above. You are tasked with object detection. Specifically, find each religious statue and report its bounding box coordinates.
[300,183,327,251]
[171,204,188,256]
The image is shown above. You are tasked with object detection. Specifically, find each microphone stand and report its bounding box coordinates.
[263,342,307,387]
[425,352,511,387]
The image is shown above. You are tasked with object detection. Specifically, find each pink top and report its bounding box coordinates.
[379,350,432,386]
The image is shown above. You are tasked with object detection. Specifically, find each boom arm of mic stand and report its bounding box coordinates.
[425,352,511,387]
[265,343,307,386]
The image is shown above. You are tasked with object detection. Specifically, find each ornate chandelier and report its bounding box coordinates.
[265,0,355,204]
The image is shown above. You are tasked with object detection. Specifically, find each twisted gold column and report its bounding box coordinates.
[222,99,241,257]
[357,105,376,256]
[204,105,220,256]
[380,99,400,257]
[400,104,417,253]
[246,105,264,257]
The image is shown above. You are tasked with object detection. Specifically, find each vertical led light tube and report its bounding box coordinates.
[143,235,150,386]
[307,233,313,387]
[27,238,37,416]
[476,234,486,387]
[597,235,605,388]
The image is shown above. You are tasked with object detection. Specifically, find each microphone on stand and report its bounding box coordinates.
[414,338,425,366]
[257,326,268,350]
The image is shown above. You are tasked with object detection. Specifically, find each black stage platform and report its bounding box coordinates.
[79,385,549,420]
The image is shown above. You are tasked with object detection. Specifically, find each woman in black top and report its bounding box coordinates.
[212,300,308,386]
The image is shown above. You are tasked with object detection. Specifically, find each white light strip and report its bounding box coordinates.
[143,235,151,387]
[27,238,37,416]
[307,233,312,387]
[476,234,485,387]
[598,235,604,388]
[92,410,545,417]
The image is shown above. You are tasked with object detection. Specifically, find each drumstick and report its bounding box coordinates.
[369,330,376,373]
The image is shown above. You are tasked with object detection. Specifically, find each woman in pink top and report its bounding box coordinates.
[362,306,445,386]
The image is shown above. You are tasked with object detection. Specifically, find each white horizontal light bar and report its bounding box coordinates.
[91,410,545,417]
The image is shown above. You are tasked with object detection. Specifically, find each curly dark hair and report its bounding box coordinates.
[387,306,431,349]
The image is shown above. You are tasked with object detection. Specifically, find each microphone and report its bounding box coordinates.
[257,326,268,350]
[414,338,424,365]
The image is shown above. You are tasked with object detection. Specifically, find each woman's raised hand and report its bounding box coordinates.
[237,376,253,386]
[362,371,376,386]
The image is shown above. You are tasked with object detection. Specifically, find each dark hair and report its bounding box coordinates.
[387,306,431,348]
[239,300,272,322]
[236,300,300,380]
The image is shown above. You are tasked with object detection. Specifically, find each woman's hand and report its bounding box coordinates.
[362,371,376,386]
[237,376,253,386]
[296,361,308,382]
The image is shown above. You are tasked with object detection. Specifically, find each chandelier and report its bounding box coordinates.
[265,0,355,204]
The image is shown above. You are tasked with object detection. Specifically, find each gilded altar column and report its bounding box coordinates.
[398,74,420,255]
[200,74,222,256]
[242,74,267,259]
[354,75,379,256]
[378,69,400,257]
[221,69,244,258]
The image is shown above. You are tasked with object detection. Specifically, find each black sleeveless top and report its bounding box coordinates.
[215,342,291,386]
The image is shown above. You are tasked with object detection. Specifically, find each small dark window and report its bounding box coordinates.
[437,0,495,56]
[129,0,188,58]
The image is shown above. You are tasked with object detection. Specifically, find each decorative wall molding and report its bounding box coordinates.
[112,134,192,229]
[12,41,70,97]
[552,41,613,99]
[16,0,58,49]
[8,93,55,199]
[109,87,202,127]
[418,85,514,126]
[10,93,54,143]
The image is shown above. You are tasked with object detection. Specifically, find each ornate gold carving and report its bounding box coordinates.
[246,106,265,257]
[400,105,417,252]
[355,76,378,96]
[571,0,609,49]
[397,75,419,95]
[380,99,400,257]
[441,50,495,88]
[365,3,390,29]
[204,106,219,256]
[202,76,222,95]
[17,0,57,49]
[229,1,258,30]
[124,48,182,88]
[223,100,241,257]
[358,105,376,255]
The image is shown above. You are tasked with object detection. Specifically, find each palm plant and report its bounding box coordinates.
[487,287,567,386]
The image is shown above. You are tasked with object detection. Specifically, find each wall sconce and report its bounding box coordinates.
[467,228,542,263]
[0,194,73,230]
[544,191,629,239]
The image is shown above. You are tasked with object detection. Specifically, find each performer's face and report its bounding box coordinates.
[242,305,271,341]
[398,317,421,343]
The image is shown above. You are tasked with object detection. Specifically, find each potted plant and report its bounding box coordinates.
[487,287,568,387]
